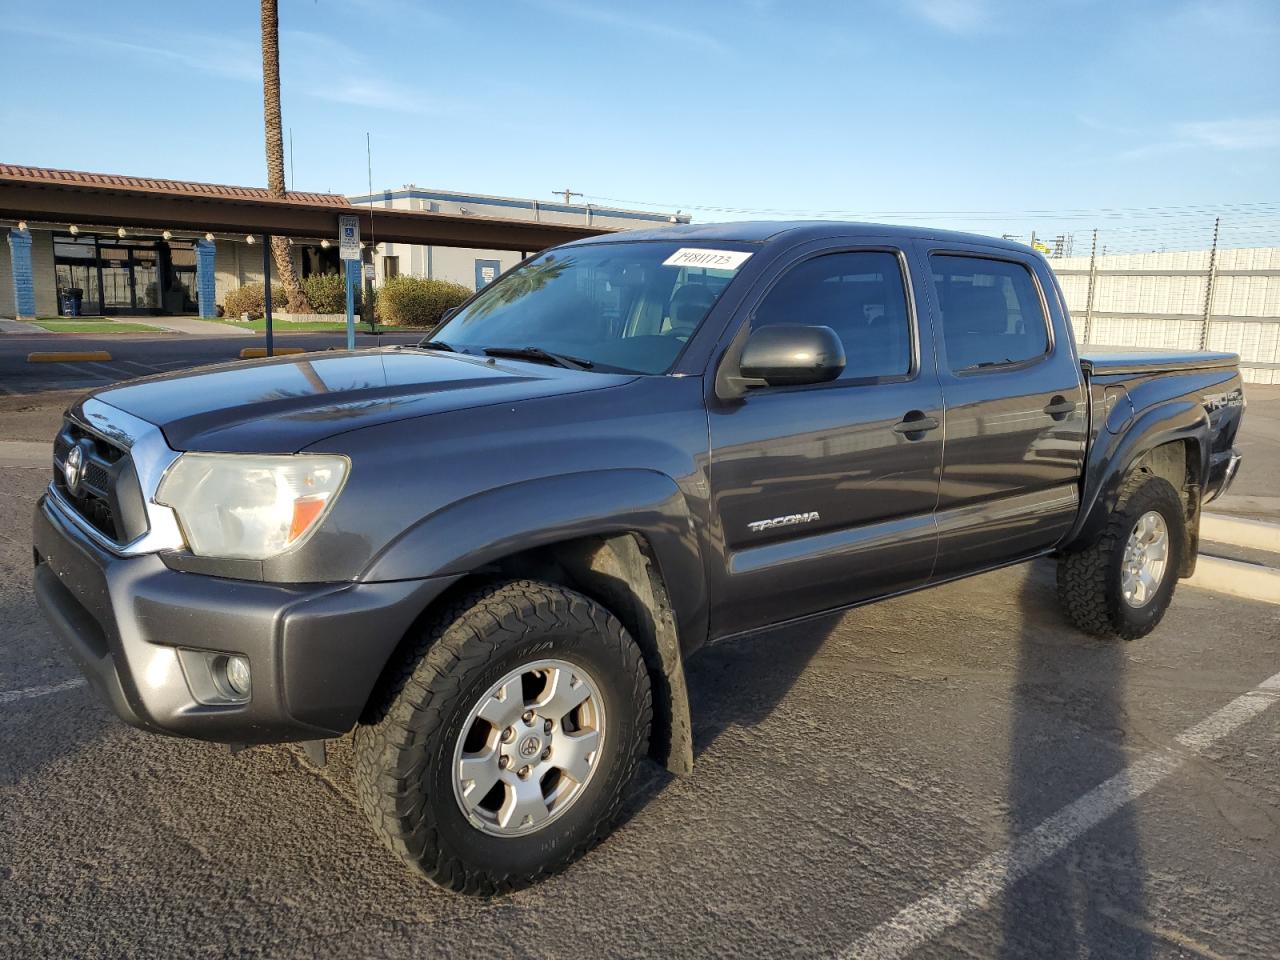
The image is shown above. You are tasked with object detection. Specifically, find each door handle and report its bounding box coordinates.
[892,412,940,437]
[1044,396,1077,420]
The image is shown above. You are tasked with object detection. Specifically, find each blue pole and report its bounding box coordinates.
[263,234,274,357]
[344,259,357,351]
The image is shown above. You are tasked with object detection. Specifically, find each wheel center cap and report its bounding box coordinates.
[517,734,543,759]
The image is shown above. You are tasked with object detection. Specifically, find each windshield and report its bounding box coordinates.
[430,241,753,374]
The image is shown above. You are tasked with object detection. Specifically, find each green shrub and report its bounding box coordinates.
[300,273,348,314]
[222,282,286,321]
[375,276,471,328]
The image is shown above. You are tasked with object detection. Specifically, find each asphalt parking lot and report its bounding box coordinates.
[1,384,1277,959]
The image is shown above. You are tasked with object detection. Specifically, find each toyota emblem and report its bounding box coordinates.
[63,443,86,496]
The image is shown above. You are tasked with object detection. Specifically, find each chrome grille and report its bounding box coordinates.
[51,418,147,544]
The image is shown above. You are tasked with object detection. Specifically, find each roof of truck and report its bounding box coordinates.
[562,220,1033,253]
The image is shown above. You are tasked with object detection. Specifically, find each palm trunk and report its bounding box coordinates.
[261,0,311,313]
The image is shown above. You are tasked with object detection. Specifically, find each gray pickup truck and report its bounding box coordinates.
[33,222,1245,893]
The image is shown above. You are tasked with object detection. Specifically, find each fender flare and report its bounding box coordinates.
[1066,398,1207,550]
[363,468,707,774]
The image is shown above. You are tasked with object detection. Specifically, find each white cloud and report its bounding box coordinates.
[899,0,993,34]
[1118,115,1280,160]
[533,0,729,55]
[0,20,448,116]
[1,22,259,82]
[1175,116,1280,151]
[281,30,454,115]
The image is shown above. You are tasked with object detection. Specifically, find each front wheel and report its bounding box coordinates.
[1057,473,1187,640]
[353,580,652,894]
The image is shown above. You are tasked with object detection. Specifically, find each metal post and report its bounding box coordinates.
[1200,216,1220,350]
[1083,228,1098,345]
[345,258,357,351]
[262,234,274,358]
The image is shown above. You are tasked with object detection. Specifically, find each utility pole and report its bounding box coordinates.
[554,188,582,206]
[1083,228,1098,345]
[1200,216,1221,350]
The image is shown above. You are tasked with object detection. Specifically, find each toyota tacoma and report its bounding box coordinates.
[33,222,1245,893]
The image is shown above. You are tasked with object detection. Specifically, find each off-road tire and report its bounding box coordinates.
[1057,473,1187,640]
[353,579,652,895]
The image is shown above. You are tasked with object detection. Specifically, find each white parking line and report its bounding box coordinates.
[87,361,127,378]
[842,671,1280,960]
[55,362,111,382]
[0,677,87,706]
[122,360,166,374]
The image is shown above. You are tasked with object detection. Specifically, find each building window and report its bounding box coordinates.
[52,233,198,316]
[383,255,399,279]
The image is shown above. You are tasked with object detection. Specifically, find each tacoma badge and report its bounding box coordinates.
[748,511,820,533]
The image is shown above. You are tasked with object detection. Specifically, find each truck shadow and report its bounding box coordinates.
[621,559,1154,956]
[1000,562,1150,958]
[617,610,831,826]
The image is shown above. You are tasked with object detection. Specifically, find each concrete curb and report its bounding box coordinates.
[27,350,112,362]
[239,346,307,359]
[1185,555,1280,605]
[1201,513,1280,554]
[1209,494,1280,521]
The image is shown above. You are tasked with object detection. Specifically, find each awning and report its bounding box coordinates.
[0,164,612,251]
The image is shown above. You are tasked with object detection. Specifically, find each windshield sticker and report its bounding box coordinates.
[662,248,753,270]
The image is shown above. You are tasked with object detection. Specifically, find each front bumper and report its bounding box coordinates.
[33,493,458,744]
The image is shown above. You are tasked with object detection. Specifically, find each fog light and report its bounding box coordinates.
[224,655,251,698]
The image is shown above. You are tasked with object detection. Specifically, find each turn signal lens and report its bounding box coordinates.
[289,496,329,543]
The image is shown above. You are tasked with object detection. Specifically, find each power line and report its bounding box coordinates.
[579,193,1280,221]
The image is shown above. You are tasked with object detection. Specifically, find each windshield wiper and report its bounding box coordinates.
[417,339,456,352]
[483,346,594,370]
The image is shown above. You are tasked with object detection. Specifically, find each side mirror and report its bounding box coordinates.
[733,324,845,392]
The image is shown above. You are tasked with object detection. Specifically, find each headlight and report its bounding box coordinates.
[156,453,349,560]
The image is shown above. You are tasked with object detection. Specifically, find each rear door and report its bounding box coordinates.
[706,242,944,638]
[921,245,1088,580]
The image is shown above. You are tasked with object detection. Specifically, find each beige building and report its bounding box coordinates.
[346,187,689,291]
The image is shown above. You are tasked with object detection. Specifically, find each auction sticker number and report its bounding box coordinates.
[662,248,753,270]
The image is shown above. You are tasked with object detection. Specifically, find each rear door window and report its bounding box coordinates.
[752,251,914,382]
[930,255,1049,373]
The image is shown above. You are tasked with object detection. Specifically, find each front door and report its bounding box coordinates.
[707,246,944,638]
[922,247,1088,580]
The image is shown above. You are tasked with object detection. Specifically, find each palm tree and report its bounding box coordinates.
[260,0,311,313]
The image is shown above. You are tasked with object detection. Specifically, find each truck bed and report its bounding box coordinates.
[1079,346,1239,377]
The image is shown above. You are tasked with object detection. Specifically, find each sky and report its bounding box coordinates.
[1,0,1278,251]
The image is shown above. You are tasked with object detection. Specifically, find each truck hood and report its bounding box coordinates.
[90,347,636,453]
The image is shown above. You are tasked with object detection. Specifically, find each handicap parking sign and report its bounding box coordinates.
[338,214,361,261]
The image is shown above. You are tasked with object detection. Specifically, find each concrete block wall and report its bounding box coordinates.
[1050,246,1280,384]
[213,240,304,308]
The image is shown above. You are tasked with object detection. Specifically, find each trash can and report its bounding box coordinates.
[61,288,84,317]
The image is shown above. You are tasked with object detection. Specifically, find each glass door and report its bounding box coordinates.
[100,246,133,310]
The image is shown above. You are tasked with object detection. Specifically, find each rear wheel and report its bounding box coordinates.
[1057,473,1187,640]
[353,579,652,894]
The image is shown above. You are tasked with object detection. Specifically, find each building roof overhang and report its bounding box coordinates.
[0,164,613,251]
